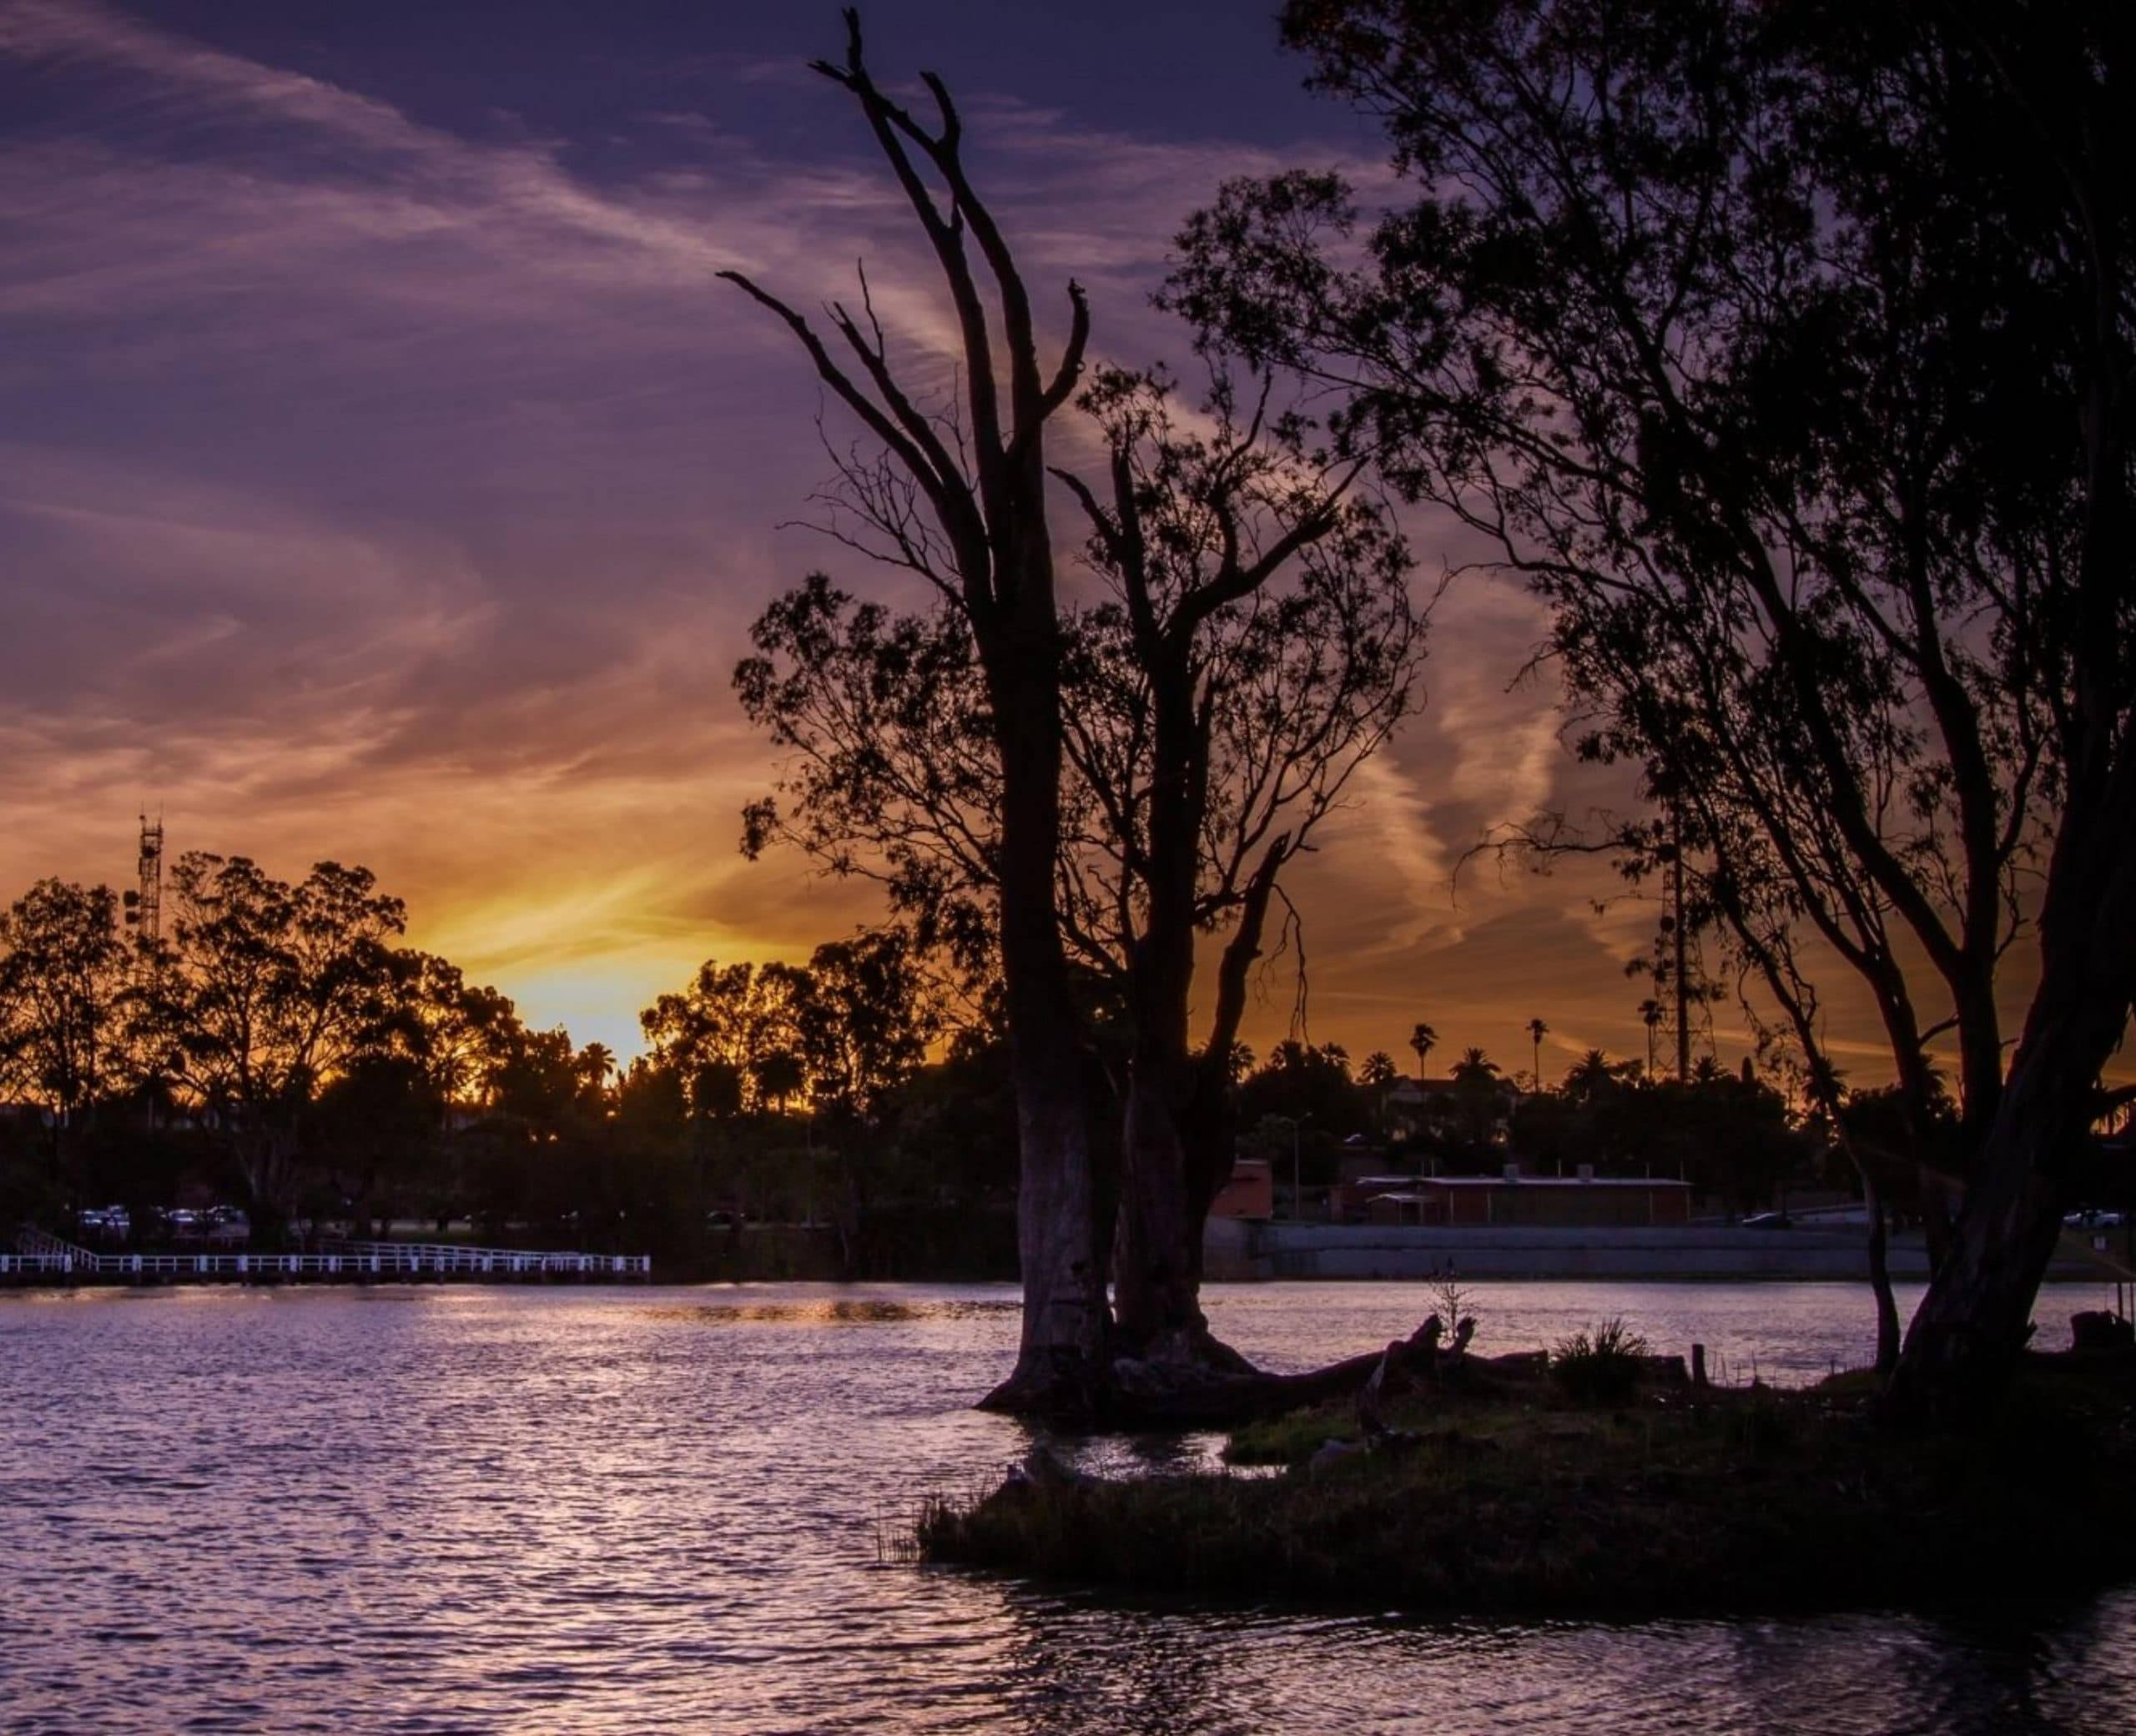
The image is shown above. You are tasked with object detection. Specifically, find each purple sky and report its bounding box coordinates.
[0,0,1925,1082]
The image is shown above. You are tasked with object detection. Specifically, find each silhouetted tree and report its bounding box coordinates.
[1237,1040,1367,1139]
[138,854,405,1238]
[1408,1021,1436,1076]
[0,880,133,1188]
[798,928,940,1123]
[1449,1047,1507,1148]
[642,960,814,1117]
[1050,368,1422,1361]
[1172,0,2136,1416]
[1560,1049,1633,1111]
[1638,1002,1664,1081]
[310,1052,441,1239]
[720,13,1101,1410]
[728,23,1424,1387]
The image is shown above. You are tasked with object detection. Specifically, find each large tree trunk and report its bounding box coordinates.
[1887,752,2136,1420]
[1884,1066,2088,1422]
[1103,623,1220,1365]
[1108,803,1284,1369]
[1110,1069,1207,1361]
[985,1019,1107,1411]
[978,596,1110,1414]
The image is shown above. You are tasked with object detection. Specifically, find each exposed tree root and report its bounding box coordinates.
[981,1315,1460,1429]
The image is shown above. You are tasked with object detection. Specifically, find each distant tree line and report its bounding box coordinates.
[1230,1034,1925,1220]
[0,858,1009,1266]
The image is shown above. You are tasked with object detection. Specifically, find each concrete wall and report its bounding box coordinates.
[1202,1217,1962,1281]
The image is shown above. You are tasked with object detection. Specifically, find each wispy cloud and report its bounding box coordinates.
[0,1,1948,1077]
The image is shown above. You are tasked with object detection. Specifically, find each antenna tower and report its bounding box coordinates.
[123,813,164,948]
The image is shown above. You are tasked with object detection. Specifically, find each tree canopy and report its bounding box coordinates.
[1171,0,2136,1413]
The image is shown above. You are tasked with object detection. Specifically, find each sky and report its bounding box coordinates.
[0,0,1937,1083]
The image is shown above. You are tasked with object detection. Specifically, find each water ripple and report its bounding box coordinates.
[2,1280,2128,1732]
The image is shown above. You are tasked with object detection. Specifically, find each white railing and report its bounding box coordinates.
[7,1231,650,1281]
[15,1227,93,1263]
[2,1253,83,1275]
[330,1241,651,1277]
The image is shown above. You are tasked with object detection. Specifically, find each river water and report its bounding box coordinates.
[3,1279,2130,1733]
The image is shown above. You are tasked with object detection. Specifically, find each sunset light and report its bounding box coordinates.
[6,5,2133,1732]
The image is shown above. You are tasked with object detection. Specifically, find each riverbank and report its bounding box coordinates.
[1204,1217,2125,1282]
[920,1345,2136,1615]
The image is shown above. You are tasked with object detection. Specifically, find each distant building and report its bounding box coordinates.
[1338,1165,1692,1228]
[1329,1174,1423,1220]
[1208,1157,1274,1220]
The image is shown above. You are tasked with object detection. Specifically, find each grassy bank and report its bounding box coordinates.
[919,1348,2136,1614]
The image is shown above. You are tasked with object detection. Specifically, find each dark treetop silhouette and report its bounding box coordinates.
[725,14,1427,1410]
[720,12,1107,1411]
[1170,0,2136,1418]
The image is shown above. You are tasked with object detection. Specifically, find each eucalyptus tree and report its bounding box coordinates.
[139,854,406,1235]
[740,370,1423,1369]
[798,928,942,1125]
[641,959,814,1118]
[719,13,1101,1409]
[1050,368,1421,1362]
[641,936,940,1125]
[727,18,1423,1389]
[1171,0,2135,1417]
[380,953,528,1111]
[0,879,133,1180]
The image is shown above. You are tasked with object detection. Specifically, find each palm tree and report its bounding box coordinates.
[1448,1048,1503,1148]
[1638,999,1664,1079]
[1359,1049,1398,1129]
[1564,1048,1619,1109]
[1408,1021,1438,1079]
[1526,1017,1549,1091]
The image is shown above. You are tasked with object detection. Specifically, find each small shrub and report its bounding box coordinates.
[1430,1271,1478,1339]
[1551,1317,1650,1406]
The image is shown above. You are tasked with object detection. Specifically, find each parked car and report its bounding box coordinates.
[204,1205,249,1241]
[78,1205,130,1240]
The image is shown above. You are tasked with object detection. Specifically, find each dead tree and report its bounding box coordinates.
[721,12,1102,1412]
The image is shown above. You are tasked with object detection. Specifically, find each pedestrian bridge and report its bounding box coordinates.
[4,1226,651,1283]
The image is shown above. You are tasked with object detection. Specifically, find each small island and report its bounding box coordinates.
[921,1315,2136,1614]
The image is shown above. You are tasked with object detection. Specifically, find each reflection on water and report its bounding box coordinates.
[645,1297,1020,1326]
[1,1281,2128,1733]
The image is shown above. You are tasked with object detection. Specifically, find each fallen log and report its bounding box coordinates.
[1101,1314,1453,1430]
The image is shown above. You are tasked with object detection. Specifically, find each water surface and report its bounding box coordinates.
[3,1280,2128,1733]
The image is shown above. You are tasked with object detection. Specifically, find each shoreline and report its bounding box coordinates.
[920,1347,2136,1616]
[1206,1218,2122,1283]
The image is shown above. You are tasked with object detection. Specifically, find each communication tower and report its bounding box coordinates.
[123,813,164,947]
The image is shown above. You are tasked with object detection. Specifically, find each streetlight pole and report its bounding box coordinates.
[1276,1112,1312,1221]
